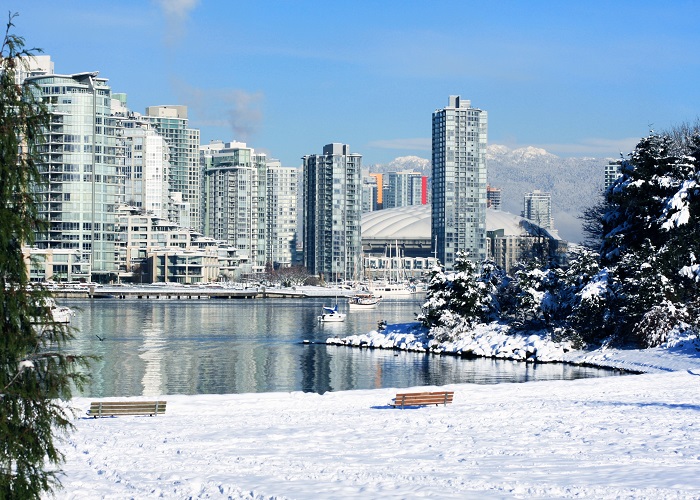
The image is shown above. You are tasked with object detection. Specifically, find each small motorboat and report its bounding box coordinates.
[318,304,346,322]
[348,292,381,309]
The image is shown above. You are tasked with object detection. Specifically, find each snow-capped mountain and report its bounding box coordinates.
[373,145,612,244]
[486,145,609,243]
[372,155,431,173]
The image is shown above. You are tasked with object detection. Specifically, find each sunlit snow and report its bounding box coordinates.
[55,323,700,499]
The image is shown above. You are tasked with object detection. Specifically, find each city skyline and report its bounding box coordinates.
[11,1,700,166]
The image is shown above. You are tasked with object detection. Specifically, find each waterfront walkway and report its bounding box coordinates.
[48,284,359,300]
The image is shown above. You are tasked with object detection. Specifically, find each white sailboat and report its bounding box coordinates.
[318,303,346,322]
[368,240,418,297]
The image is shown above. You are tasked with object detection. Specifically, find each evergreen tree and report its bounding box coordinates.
[417,263,451,328]
[0,14,90,497]
[418,254,494,335]
[446,253,490,327]
[597,128,700,345]
[507,260,549,328]
[477,259,505,321]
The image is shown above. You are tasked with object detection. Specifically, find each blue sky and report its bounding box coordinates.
[8,0,700,166]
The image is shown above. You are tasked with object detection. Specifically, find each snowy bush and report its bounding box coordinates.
[633,301,690,347]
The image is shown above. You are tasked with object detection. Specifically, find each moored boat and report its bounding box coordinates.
[51,304,75,323]
[367,281,417,297]
[348,292,381,309]
[318,304,346,322]
[32,297,75,324]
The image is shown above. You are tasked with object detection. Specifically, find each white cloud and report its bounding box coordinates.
[527,137,640,157]
[367,138,431,151]
[368,136,638,158]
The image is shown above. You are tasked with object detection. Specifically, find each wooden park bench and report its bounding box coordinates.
[87,400,167,418]
[390,391,454,409]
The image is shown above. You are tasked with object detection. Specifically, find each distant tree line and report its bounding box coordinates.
[419,124,700,348]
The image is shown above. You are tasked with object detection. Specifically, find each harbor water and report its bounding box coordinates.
[64,297,625,397]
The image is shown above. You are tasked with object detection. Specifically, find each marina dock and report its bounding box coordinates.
[47,284,358,300]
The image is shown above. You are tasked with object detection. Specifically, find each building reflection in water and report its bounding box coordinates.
[65,298,625,397]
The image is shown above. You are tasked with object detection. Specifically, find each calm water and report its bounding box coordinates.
[64,297,624,397]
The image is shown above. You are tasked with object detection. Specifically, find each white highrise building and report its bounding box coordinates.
[523,190,553,229]
[27,71,123,281]
[112,98,171,219]
[144,106,201,231]
[431,95,488,269]
[202,141,262,273]
[202,141,298,272]
[266,159,298,268]
[385,170,424,208]
[15,55,53,84]
[605,159,623,191]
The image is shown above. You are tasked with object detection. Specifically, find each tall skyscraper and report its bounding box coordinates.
[15,55,53,84]
[302,143,362,281]
[523,190,553,229]
[202,141,298,272]
[144,106,201,231]
[27,71,123,281]
[361,174,379,213]
[431,95,488,269]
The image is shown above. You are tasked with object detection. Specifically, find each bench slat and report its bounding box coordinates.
[88,404,167,409]
[390,391,454,408]
[393,396,454,400]
[87,401,167,417]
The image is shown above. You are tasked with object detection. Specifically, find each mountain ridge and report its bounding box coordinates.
[371,145,612,244]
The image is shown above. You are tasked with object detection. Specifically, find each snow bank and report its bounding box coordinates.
[327,321,700,373]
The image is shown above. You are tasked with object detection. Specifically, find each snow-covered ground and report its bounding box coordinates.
[54,325,700,499]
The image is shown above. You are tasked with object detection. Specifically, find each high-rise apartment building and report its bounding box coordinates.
[431,95,488,269]
[144,106,200,231]
[385,170,426,208]
[202,141,263,273]
[605,159,623,191]
[302,143,362,281]
[27,71,123,281]
[361,174,379,213]
[266,160,298,268]
[487,185,502,210]
[523,190,553,229]
[369,173,383,209]
[112,97,171,219]
[15,55,53,84]
[202,141,298,272]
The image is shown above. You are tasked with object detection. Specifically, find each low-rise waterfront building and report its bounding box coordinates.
[23,248,82,282]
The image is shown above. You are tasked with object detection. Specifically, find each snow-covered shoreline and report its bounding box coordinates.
[54,324,700,499]
[327,320,700,374]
